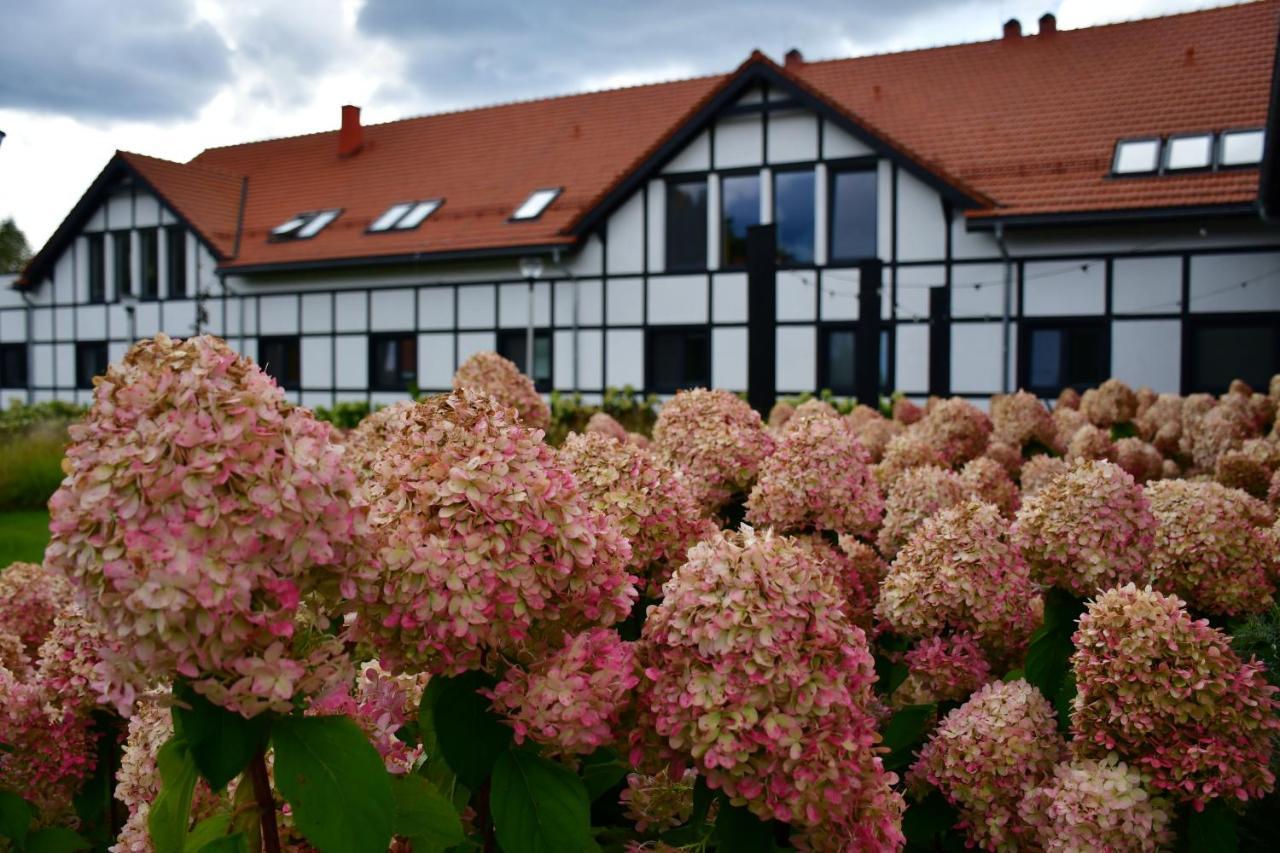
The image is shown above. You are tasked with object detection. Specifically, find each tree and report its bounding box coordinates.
[0,217,32,274]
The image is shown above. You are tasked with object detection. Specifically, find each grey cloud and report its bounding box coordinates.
[0,0,231,121]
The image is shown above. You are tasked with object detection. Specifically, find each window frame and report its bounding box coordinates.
[0,343,27,389]
[257,335,302,391]
[719,168,762,271]
[87,233,106,304]
[645,325,712,395]
[1184,312,1280,394]
[367,332,418,393]
[1110,137,1163,176]
[496,328,554,393]
[509,188,562,222]
[165,226,187,299]
[663,174,709,273]
[111,230,132,300]
[269,209,343,242]
[367,199,444,233]
[75,341,109,390]
[826,160,879,265]
[1217,127,1266,169]
[1017,317,1111,398]
[139,227,160,301]
[1162,132,1215,173]
[771,166,817,269]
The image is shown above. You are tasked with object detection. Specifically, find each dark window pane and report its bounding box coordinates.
[665,179,707,271]
[0,344,27,388]
[823,329,856,397]
[113,232,132,298]
[1025,323,1108,395]
[87,234,105,304]
[369,335,417,391]
[497,330,552,392]
[648,328,710,393]
[140,229,159,300]
[76,342,108,390]
[775,170,815,266]
[258,336,300,390]
[1191,322,1280,393]
[166,227,187,298]
[721,174,760,269]
[1029,329,1063,389]
[830,170,877,261]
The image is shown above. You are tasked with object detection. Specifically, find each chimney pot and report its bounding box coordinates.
[1003,18,1022,40]
[338,104,363,158]
[1039,12,1057,34]
[784,48,804,68]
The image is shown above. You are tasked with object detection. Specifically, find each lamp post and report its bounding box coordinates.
[518,256,544,384]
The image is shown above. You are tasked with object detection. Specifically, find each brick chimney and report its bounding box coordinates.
[784,48,804,69]
[1039,12,1057,35]
[1003,18,1022,40]
[338,105,363,158]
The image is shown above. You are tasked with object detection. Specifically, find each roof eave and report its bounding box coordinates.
[217,239,575,277]
[964,202,1261,230]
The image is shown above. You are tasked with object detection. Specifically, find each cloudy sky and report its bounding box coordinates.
[0,0,1243,251]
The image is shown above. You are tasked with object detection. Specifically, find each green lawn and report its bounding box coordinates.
[0,510,51,567]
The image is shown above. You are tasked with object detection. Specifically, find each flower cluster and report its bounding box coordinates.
[1214,436,1280,498]
[559,431,715,597]
[1013,460,1156,597]
[1070,584,1280,807]
[342,400,416,486]
[1018,755,1175,853]
[1136,393,1184,456]
[1081,378,1138,427]
[1146,480,1278,615]
[892,397,924,425]
[912,679,1065,851]
[489,628,637,756]
[1187,397,1255,471]
[917,398,992,464]
[585,411,630,442]
[651,389,775,512]
[620,767,698,833]
[312,661,425,773]
[0,560,70,655]
[991,391,1057,451]
[1113,437,1164,484]
[876,465,968,558]
[959,456,1020,517]
[1019,454,1069,496]
[452,350,551,430]
[1065,423,1114,462]
[853,416,906,463]
[833,535,888,628]
[746,414,883,535]
[354,390,636,675]
[36,605,110,714]
[784,398,839,432]
[44,334,370,717]
[638,527,904,848]
[894,633,992,707]
[875,432,948,488]
[878,501,1040,663]
[767,400,795,431]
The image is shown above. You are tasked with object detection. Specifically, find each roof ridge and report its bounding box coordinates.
[120,150,244,181]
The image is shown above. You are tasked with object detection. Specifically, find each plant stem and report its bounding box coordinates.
[248,749,281,853]
[475,779,497,853]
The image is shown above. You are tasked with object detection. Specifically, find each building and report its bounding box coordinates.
[6,2,1280,411]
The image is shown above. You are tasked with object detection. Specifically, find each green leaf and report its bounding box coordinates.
[712,798,777,853]
[1025,588,1085,709]
[1110,421,1138,441]
[272,715,395,853]
[196,834,248,853]
[184,814,232,853]
[903,789,963,853]
[490,750,591,853]
[579,749,629,803]
[0,790,34,847]
[172,681,272,790]
[149,737,200,853]
[1187,800,1239,853]
[430,672,513,788]
[74,710,127,850]
[389,774,465,849]
[880,704,936,771]
[690,775,713,830]
[26,828,91,853]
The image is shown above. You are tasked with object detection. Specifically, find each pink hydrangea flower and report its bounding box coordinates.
[1113,437,1164,484]
[874,430,949,489]
[1136,393,1184,456]
[36,604,112,714]
[893,397,924,425]
[876,465,968,558]
[1018,755,1175,853]
[620,767,697,833]
[45,335,370,718]
[353,390,636,675]
[766,400,795,431]
[1013,460,1156,597]
[959,456,1020,516]
[1066,423,1115,462]
[638,527,904,848]
[488,627,638,757]
[453,350,551,431]
[832,534,889,629]
[585,411,629,442]
[1070,584,1280,808]
[342,400,417,486]
[1081,379,1138,427]
[917,398,992,465]
[1187,396,1257,472]
[991,391,1057,451]
[0,560,71,655]
[981,440,1024,478]
[312,661,425,773]
[852,415,905,464]
[894,633,992,707]
[1018,454,1069,496]
[1214,436,1280,499]
[1056,387,1082,410]
[746,413,883,536]
[911,679,1065,852]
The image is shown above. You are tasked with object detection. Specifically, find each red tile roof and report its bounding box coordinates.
[119,152,243,256]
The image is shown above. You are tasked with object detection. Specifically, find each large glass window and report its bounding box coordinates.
[166,227,187,299]
[369,334,417,392]
[665,178,707,271]
[647,327,710,394]
[112,231,132,299]
[87,234,105,304]
[0,344,27,389]
[75,342,108,390]
[830,169,877,262]
[1188,317,1280,393]
[497,329,552,392]
[721,173,760,269]
[1021,321,1108,396]
[139,228,159,300]
[774,170,815,266]
[258,336,301,391]
[819,327,891,397]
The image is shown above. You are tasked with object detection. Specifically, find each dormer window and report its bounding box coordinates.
[511,188,561,221]
[1112,138,1161,175]
[1219,129,1265,166]
[1164,134,1213,170]
[369,199,442,232]
[270,210,341,241]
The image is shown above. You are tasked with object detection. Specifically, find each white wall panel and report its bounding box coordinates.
[647,180,665,274]
[606,278,644,326]
[776,325,815,393]
[418,287,453,329]
[606,329,644,388]
[578,330,603,389]
[238,338,257,364]
[820,269,859,321]
[160,207,178,225]
[554,279,603,327]
[370,288,416,331]
[777,271,816,321]
[74,238,88,303]
[302,293,332,333]
[457,285,495,328]
[1113,257,1181,315]
[566,234,604,276]
[715,116,763,168]
[334,292,367,332]
[896,324,929,393]
[370,391,411,407]
[109,304,130,338]
[54,343,74,388]
[712,273,748,323]
[54,253,74,305]
[33,308,52,341]
[1111,320,1181,393]
[301,392,331,411]
[85,204,105,232]
[259,295,298,334]
[301,337,333,389]
[1190,252,1280,312]
[952,264,1013,318]
[712,327,748,391]
[895,170,947,262]
[106,192,131,229]
[109,341,129,366]
[606,193,645,275]
[417,333,454,389]
[55,307,73,339]
[768,111,818,163]
[32,344,53,386]
[951,322,1011,394]
[707,174,721,271]
[134,193,161,228]
[877,161,893,261]
[664,130,710,174]
[162,300,196,337]
[821,121,874,158]
[497,282,551,328]
[0,391,26,404]
[553,330,576,390]
[1,311,26,341]
[1023,260,1105,316]
[134,302,160,339]
[893,267,939,320]
[814,163,829,267]
[334,337,366,388]
[457,331,496,362]
[648,275,707,324]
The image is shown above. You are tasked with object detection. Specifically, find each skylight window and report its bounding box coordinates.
[368,199,442,232]
[1219,129,1265,166]
[270,210,341,241]
[511,188,561,221]
[1113,139,1161,174]
[1165,134,1213,170]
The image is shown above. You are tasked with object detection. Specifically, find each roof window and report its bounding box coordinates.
[1112,138,1161,175]
[1165,134,1213,170]
[511,188,561,221]
[271,209,341,240]
[369,199,442,232]
[1219,129,1264,166]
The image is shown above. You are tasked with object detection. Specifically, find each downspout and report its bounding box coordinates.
[20,288,34,405]
[995,223,1012,394]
